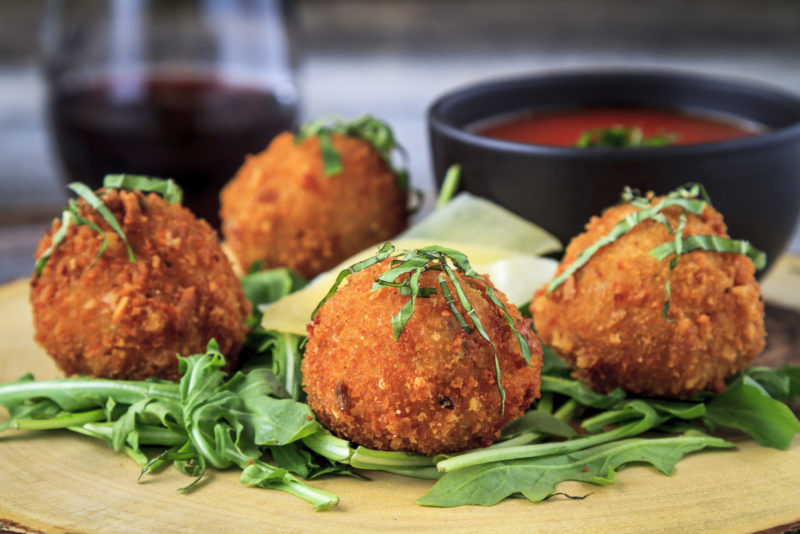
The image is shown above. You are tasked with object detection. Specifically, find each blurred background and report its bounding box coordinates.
[1,0,800,283]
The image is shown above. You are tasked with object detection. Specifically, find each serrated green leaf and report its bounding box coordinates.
[418,432,733,507]
[704,375,800,449]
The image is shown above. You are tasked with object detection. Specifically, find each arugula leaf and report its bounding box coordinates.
[270,442,316,478]
[418,431,733,507]
[745,366,800,402]
[500,410,577,440]
[540,375,625,409]
[0,342,339,509]
[437,400,666,473]
[703,375,800,450]
[241,268,307,308]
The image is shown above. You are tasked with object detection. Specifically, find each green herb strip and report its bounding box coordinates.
[316,132,343,175]
[34,176,185,276]
[547,190,705,294]
[660,213,687,319]
[546,184,766,316]
[103,174,184,204]
[68,182,136,263]
[650,234,767,270]
[34,211,72,276]
[311,242,396,319]
[313,243,533,411]
[295,115,410,191]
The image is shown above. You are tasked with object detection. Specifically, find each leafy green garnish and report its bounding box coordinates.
[0,342,337,510]
[237,266,308,401]
[546,183,766,318]
[103,174,183,204]
[650,233,767,270]
[418,431,732,507]
[2,339,798,509]
[702,374,800,450]
[295,115,410,190]
[576,126,678,148]
[241,268,307,311]
[313,243,534,410]
[34,176,185,277]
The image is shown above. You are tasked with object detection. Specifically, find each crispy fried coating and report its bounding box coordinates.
[30,189,250,380]
[302,261,542,456]
[531,200,765,398]
[220,133,408,279]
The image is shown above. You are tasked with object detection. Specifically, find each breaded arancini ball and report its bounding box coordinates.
[531,198,765,398]
[302,259,542,456]
[220,132,407,279]
[31,188,250,380]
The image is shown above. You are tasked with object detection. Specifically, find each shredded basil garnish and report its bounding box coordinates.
[34,176,185,277]
[314,242,534,411]
[547,183,766,319]
[576,126,678,148]
[103,174,183,204]
[295,115,410,190]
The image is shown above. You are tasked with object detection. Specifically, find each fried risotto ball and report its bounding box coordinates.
[302,261,542,456]
[531,199,765,398]
[220,132,407,279]
[30,188,250,380]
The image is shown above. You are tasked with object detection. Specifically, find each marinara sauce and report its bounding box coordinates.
[475,107,763,147]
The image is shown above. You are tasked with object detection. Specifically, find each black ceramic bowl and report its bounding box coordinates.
[428,69,800,270]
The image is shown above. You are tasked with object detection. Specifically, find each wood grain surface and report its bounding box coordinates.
[1,258,800,534]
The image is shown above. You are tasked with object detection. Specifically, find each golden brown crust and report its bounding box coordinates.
[302,261,542,455]
[220,132,408,279]
[531,199,765,398]
[30,189,250,380]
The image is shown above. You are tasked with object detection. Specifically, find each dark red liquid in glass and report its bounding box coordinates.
[47,73,298,228]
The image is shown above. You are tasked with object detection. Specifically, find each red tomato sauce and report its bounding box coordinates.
[474,107,764,147]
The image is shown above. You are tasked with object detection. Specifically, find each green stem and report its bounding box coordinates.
[0,379,180,412]
[123,446,149,467]
[13,409,104,430]
[582,408,640,434]
[281,475,340,510]
[493,432,544,448]
[537,392,554,414]
[350,446,434,470]
[302,431,353,463]
[436,413,666,473]
[436,164,461,208]
[82,422,186,446]
[553,398,582,421]
[486,397,581,449]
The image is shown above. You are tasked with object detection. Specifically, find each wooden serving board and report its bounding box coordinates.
[2,258,800,534]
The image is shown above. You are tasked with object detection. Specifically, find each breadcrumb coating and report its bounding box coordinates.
[302,261,542,456]
[30,189,250,380]
[220,132,407,279]
[531,199,765,398]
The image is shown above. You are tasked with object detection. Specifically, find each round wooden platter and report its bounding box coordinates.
[2,258,800,534]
